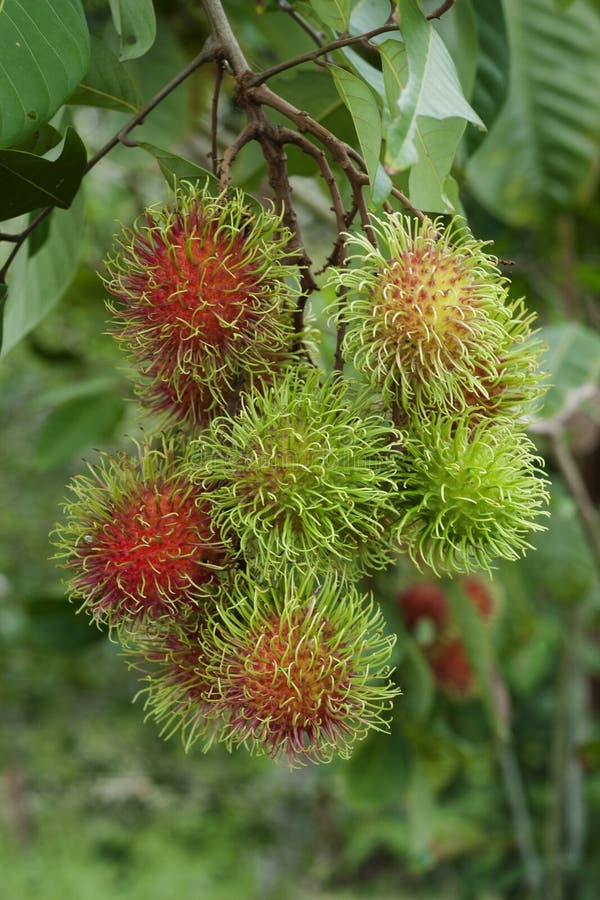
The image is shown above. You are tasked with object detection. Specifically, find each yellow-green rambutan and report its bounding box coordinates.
[330,214,544,419]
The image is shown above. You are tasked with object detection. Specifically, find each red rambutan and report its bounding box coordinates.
[53,442,229,626]
[427,637,475,697]
[104,182,301,417]
[397,582,448,633]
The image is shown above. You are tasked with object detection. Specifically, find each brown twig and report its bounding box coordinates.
[210,59,225,175]
[275,127,346,239]
[427,0,455,20]
[250,24,400,87]
[218,123,260,190]
[277,0,324,48]
[250,84,375,246]
[250,0,454,88]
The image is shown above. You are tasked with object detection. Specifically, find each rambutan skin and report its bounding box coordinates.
[103,182,301,413]
[188,369,400,576]
[329,214,545,419]
[394,416,549,576]
[124,617,219,750]
[52,442,230,627]
[200,572,400,766]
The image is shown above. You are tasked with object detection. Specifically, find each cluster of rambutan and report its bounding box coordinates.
[397,578,497,697]
[53,182,548,766]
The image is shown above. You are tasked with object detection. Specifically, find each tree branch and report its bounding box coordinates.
[277,0,324,48]
[250,24,400,87]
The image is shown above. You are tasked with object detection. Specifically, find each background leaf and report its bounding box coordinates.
[0,127,87,219]
[1,189,85,356]
[33,388,125,469]
[108,0,156,61]
[465,0,509,153]
[68,35,140,113]
[466,0,600,226]
[540,322,600,419]
[0,0,90,148]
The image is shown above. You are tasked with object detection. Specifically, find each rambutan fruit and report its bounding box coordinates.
[397,582,448,633]
[202,572,399,765]
[427,637,475,698]
[52,441,229,627]
[125,618,220,750]
[329,214,544,419]
[104,181,301,412]
[394,416,549,575]
[462,575,496,621]
[188,369,399,576]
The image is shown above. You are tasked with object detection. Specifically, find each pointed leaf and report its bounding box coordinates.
[0,0,90,148]
[108,0,156,61]
[1,190,85,356]
[309,0,351,31]
[384,2,483,171]
[408,116,465,212]
[467,0,600,226]
[0,127,86,219]
[331,66,382,191]
[68,35,140,113]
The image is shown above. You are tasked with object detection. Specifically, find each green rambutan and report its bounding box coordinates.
[103,181,301,419]
[329,214,544,419]
[201,572,399,765]
[52,441,230,626]
[188,369,399,576]
[394,416,549,575]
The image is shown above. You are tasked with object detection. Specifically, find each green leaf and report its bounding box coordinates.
[309,0,351,31]
[34,389,124,469]
[331,66,382,192]
[138,143,217,188]
[1,189,85,356]
[108,0,156,61]
[0,0,90,148]
[466,0,600,226]
[0,127,86,219]
[540,322,600,419]
[466,0,509,153]
[68,35,140,113]
[384,2,483,171]
[27,207,52,257]
[127,25,190,146]
[13,124,63,156]
[408,116,465,212]
[349,0,391,33]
